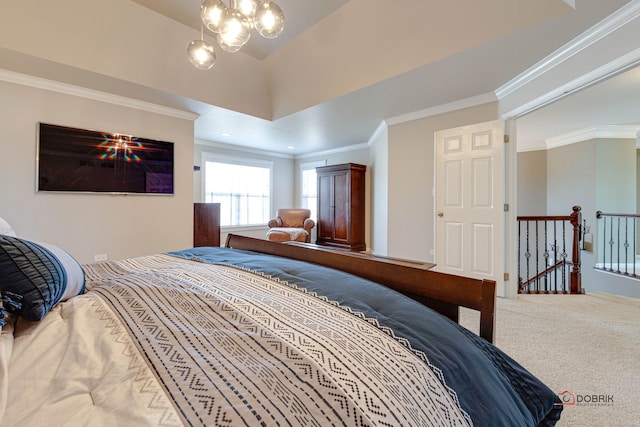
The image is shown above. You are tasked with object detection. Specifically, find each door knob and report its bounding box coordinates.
[437,211,444,217]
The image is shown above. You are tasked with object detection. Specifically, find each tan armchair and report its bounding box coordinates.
[266,209,315,243]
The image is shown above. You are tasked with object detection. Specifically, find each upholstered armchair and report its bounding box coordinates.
[266,209,315,243]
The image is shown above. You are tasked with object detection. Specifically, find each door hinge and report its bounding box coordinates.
[504,134,510,143]
[504,272,510,281]
[504,203,509,212]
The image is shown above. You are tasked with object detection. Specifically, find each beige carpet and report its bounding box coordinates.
[460,292,640,427]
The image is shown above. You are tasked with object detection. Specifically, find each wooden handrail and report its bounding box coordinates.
[517,215,575,221]
[517,206,582,294]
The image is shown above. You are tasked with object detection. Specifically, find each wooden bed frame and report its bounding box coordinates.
[225,234,496,343]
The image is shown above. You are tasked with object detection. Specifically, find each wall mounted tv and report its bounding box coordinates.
[37,123,174,195]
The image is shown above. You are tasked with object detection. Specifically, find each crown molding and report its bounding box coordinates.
[295,142,370,160]
[503,48,640,120]
[367,121,388,147]
[195,138,294,159]
[0,68,199,121]
[386,92,497,126]
[546,125,640,149]
[196,136,371,160]
[194,138,369,160]
[496,1,640,100]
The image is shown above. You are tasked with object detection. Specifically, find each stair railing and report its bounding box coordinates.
[595,211,640,278]
[517,206,582,294]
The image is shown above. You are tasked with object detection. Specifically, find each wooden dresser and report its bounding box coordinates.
[315,163,366,251]
[194,203,221,247]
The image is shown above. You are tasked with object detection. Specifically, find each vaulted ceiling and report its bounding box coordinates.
[0,0,637,154]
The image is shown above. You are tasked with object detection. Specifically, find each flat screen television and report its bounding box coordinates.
[37,123,174,195]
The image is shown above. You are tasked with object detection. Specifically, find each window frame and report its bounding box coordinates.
[201,152,274,230]
[299,160,326,222]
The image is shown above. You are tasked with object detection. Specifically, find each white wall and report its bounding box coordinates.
[0,80,194,264]
[369,126,389,256]
[517,150,547,215]
[547,141,597,215]
[544,138,640,298]
[637,147,640,217]
[595,138,637,214]
[385,102,500,263]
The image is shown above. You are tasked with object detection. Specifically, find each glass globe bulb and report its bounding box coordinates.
[237,0,258,21]
[187,39,216,70]
[254,1,284,39]
[218,8,252,48]
[201,0,226,33]
[217,35,243,53]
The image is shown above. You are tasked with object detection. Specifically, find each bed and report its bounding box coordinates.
[0,232,562,426]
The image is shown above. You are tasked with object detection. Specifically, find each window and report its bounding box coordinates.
[202,154,272,227]
[300,160,325,221]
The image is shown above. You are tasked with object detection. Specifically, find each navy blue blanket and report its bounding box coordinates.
[168,246,562,427]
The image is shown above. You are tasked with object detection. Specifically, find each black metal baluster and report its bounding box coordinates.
[561,221,567,293]
[609,216,614,271]
[602,216,607,270]
[543,221,549,292]
[518,220,521,291]
[633,218,638,277]
[553,221,558,293]
[524,221,531,290]
[616,217,621,273]
[624,217,629,275]
[535,220,540,291]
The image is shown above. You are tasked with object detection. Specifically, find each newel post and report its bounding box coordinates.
[570,206,583,294]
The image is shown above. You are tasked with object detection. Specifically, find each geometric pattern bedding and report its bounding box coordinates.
[85,254,472,427]
[166,247,562,427]
[3,246,561,426]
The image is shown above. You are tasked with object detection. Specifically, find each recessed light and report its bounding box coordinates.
[221,132,231,137]
[288,146,295,149]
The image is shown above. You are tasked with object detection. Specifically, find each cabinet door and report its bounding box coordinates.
[332,171,350,243]
[317,173,334,241]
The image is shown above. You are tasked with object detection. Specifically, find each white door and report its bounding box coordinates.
[434,120,505,296]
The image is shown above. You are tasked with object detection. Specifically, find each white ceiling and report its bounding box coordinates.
[2,0,638,155]
[131,0,351,60]
[131,0,638,154]
[516,64,640,150]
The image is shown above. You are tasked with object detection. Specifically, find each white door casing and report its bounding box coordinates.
[435,120,505,296]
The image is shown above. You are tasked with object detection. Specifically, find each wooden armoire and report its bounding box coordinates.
[315,163,366,251]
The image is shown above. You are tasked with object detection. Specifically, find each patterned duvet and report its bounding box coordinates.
[1,247,562,426]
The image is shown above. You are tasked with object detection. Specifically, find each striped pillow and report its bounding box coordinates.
[0,235,85,321]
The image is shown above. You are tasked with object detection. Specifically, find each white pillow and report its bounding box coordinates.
[38,242,86,302]
[0,217,16,237]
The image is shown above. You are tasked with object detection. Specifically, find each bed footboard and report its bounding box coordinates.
[225,234,495,343]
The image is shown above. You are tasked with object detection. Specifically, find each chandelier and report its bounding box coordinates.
[187,0,285,70]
